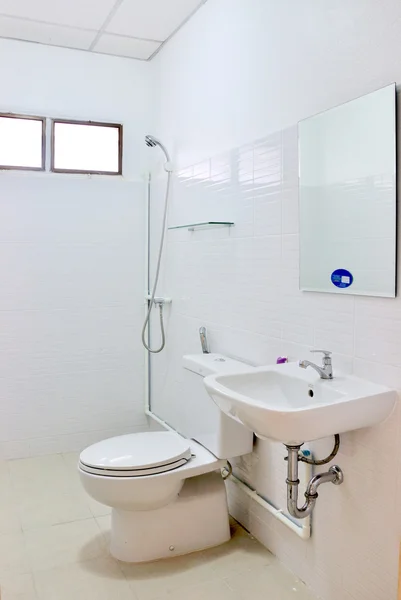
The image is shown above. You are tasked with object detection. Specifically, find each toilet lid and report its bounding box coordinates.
[79,431,192,477]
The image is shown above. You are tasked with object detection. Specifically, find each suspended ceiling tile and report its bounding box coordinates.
[94,33,160,60]
[0,15,96,49]
[0,0,117,30]
[106,0,203,41]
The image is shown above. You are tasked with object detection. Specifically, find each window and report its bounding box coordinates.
[0,114,45,171]
[51,120,122,175]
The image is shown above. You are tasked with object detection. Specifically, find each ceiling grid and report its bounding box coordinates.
[0,0,208,60]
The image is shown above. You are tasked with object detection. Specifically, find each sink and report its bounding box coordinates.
[204,361,397,444]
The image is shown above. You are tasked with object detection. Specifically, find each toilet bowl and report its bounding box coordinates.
[79,354,254,563]
[79,430,230,562]
[79,431,226,511]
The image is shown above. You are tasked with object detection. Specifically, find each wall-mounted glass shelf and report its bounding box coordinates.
[168,221,234,232]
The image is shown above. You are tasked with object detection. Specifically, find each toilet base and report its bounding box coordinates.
[110,471,230,562]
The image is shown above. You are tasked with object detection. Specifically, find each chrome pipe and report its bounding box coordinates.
[307,466,344,496]
[285,445,344,520]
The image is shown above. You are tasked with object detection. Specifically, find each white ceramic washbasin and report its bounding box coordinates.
[204,361,397,444]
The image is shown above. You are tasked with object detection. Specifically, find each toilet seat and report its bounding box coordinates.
[79,431,192,478]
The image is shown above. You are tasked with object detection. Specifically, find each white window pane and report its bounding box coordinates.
[0,117,43,169]
[53,122,121,173]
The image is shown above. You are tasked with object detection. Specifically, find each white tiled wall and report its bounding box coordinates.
[0,39,154,458]
[150,1,401,597]
[0,176,148,459]
[150,125,401,600]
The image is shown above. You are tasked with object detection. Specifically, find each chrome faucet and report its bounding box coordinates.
[299,350,333,379]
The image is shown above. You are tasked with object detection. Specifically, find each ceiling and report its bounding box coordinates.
[0,0,207,60]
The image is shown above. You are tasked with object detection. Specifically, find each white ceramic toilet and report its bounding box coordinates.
[79,353,253,563]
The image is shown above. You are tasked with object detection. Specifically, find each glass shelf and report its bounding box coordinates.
[168,221,234,232]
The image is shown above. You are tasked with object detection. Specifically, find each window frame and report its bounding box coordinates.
[50,119,123,176]
[0,112,46,172]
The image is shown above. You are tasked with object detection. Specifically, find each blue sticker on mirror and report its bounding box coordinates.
[331,269,353,289]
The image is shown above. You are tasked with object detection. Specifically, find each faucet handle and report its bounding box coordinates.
[311,350,332,370]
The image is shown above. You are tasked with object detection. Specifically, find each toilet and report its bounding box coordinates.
[79,353,253,563]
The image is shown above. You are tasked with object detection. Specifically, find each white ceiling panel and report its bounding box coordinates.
[0,0,208,60]
[94,33,160,60]
[0,0,117,30]
[0,15,95,49]
[106,0,203,41]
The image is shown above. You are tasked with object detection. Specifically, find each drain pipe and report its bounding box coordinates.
[224,451,312,540]
[285,442,344,519]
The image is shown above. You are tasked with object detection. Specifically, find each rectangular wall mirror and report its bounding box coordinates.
[299,83,396,297]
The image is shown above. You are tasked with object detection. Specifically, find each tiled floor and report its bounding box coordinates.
[0,452,317,599]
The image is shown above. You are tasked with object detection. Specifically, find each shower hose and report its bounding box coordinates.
[141,169,172,353]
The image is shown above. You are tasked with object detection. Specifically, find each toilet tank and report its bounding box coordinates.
[176,354,254,458]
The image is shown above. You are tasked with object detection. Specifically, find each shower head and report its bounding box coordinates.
[145,135,158,148]
[145,134,172,165]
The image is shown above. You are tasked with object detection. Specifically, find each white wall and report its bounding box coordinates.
[151,2,401,599]
[155,0,401,166]
[0,38,154,458]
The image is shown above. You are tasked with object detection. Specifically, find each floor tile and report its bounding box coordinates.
[0,531,30,576]
[0,462,21,537]
[121,553,217,600]
[62,452,80,472]
[17,489,93,531]
[225,562,316,599]
[34,557,135,600]
[0,573,38,600]
[0,502,21,536]
[24,518,106,572]
[96,514,111,547]
[153,579,242,600]
[9,454,65,480]
[199,528,276,577]
[0,463,17,505]
[61,452,85,491]
[9,455,71,495]
[85,495,111,517]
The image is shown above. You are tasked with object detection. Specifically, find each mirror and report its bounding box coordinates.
[299,84,396,297]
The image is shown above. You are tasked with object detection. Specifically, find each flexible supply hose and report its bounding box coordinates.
[299,434,340,466]
[141,170,172,353]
